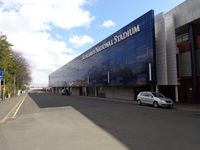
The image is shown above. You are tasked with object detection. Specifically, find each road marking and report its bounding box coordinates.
[0,95,27,124]
[11,95,27,119]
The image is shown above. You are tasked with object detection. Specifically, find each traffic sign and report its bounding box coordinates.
[0,71,3,78]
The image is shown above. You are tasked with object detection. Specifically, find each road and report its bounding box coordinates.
[0,93,200,150]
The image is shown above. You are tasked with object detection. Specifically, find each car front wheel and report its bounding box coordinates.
[137,100,142,105]
[153,101,159,108]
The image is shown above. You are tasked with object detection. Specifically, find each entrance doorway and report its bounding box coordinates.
[159,86,175,102]
[134,86,151,100]
[87,87,95,97]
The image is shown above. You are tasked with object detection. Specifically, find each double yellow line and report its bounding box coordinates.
[0,95,27,124]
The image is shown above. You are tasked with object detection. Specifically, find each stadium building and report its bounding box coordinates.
[49,0,200,103]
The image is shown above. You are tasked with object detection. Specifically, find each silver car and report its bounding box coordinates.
[137,91,173,108]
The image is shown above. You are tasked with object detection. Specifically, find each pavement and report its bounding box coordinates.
[0,94,26,124]
[0,94,199,124]
[174,103,200,112]
[1,93,199,150]
[83,96,200,112]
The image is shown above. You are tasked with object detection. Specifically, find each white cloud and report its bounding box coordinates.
[8,31,77,86]
[1,0,95,30]
[102,20,115,28]
[69,35,94,47]
[0,0,95,86]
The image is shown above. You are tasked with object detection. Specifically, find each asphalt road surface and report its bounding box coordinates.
[0,93,200,150]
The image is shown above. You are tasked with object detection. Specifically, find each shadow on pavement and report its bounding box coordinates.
[28,93,200,150]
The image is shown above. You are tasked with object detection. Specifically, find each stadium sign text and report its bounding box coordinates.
[82,24,140,60]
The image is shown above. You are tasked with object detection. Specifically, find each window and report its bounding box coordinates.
[176,33,189,43]
[182,33,189,41]
[176,33,190,53]
[178,52,192,76]
[196,49,200,75]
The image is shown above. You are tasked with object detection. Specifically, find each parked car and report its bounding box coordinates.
[61,89,70,96]
[137,91,173,108]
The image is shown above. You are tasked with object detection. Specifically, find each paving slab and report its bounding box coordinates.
[0,95,24,122]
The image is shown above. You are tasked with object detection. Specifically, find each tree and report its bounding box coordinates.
[0,34,31,98]
[12,51,31,90]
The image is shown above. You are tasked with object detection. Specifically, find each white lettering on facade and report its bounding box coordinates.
[82,24,140,60]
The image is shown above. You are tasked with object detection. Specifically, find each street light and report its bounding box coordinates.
[0,70,3,100]
[2,53,13,100]
[2,67,6,100]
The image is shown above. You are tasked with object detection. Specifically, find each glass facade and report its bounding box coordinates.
[196,49,200,75]
[176,19,200,103]
[55,10,155,87]
[195,26,200,76]
[178,52,192,76]
[176,28,191,77]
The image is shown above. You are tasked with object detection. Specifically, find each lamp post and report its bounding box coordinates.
[0,79,1,100]
[2,68,5,100]
[13,75,16,96]
[2,53,13,100]
[0,78,1,100]
[0,70,3,100]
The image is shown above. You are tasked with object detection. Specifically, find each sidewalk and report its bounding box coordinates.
[0,95,24,123]
[0,95,200,124]
[83,96,200,113]
[174,103,200,112]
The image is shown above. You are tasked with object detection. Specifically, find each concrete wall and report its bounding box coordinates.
[153,0,200,86]
[104,87,134,101]
[53,87,62,94]
[155,13,168,85]
[169,0,200,29]
[165,13,178,85]
[71,87,80,96]
[82,87,87,96]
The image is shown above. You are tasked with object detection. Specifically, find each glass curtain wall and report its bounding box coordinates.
[176,26,192,102]
[176,20,200,103]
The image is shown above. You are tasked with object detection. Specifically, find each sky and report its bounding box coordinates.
[0,0,185,86]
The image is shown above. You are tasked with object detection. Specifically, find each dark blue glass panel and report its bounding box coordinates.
[64,10,156,87]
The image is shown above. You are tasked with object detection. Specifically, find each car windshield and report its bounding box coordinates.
[152,92,165,98]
